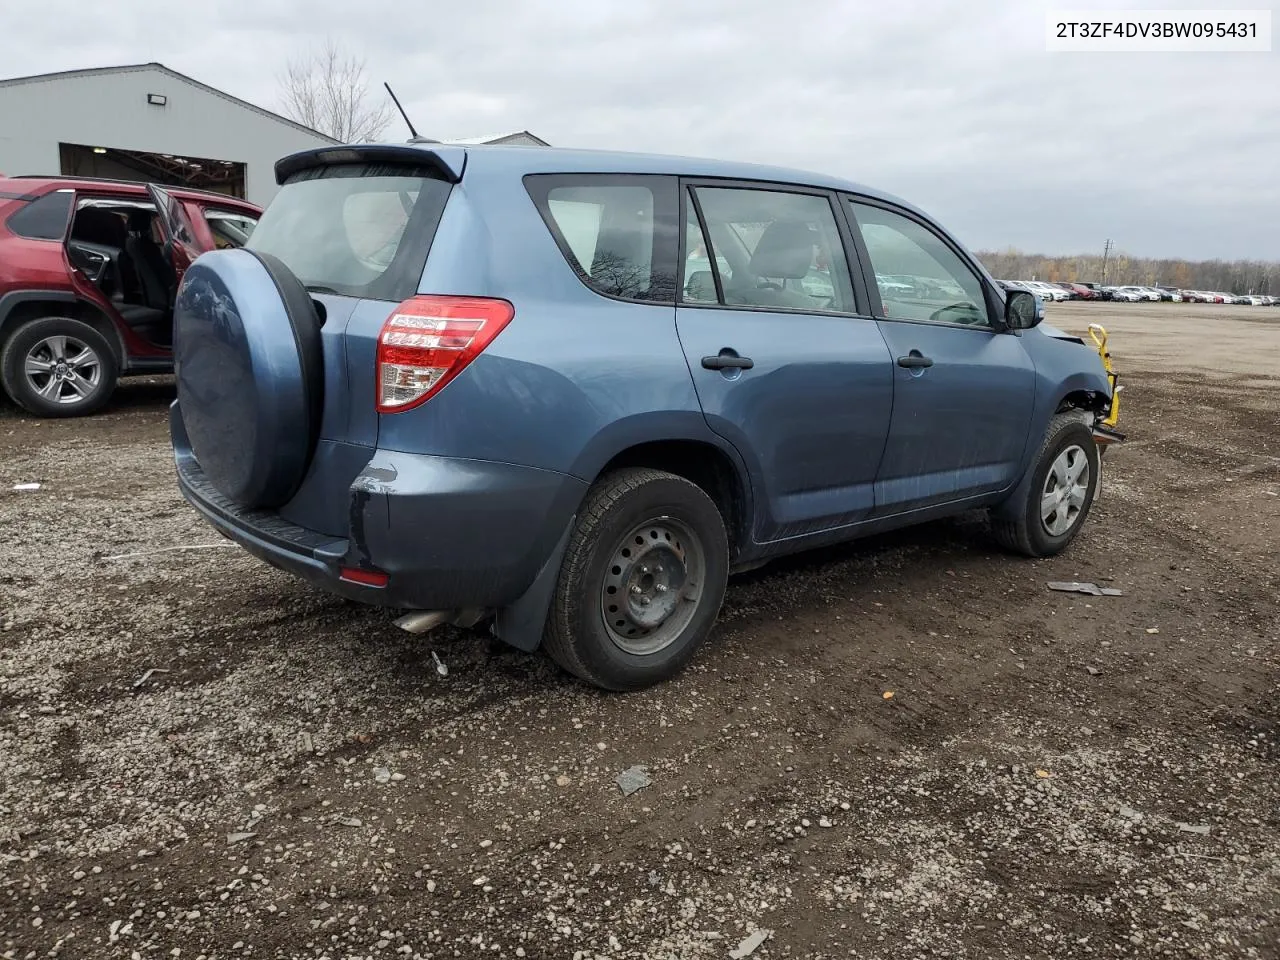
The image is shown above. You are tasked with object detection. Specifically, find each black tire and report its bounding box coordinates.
[0,316,118,418]
[543,468,730,691]
[991,410,1100,557]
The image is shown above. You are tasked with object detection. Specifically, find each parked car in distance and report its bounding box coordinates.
[1059,282,1095,300]
[0,174,261,417]
[168,142,1120,691]
[1110,287,1143,302]
[1013,280,1068,302]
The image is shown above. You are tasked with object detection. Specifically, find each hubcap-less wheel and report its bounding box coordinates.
[1041,444,1090,536]
[23,335,102,405]
[600,517,706,656]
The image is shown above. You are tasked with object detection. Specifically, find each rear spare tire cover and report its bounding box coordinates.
[173,248,323,509]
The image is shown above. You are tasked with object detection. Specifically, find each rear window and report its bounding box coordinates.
[6,189,73,240]
[525,174,679,302]
[246,163,450,301]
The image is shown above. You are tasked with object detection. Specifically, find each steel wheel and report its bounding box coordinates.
[600,516,706,656]
[23,335,103,405]
[1041,444,1090,536]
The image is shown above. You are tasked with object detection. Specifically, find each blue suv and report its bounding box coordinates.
[169,143,1120,690]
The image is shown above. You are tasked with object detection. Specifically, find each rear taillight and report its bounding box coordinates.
[375,295,514,413]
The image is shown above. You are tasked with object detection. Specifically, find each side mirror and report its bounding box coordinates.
[1004,290,1043,330]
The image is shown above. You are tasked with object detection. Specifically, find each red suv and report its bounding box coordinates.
[0,175,261,417]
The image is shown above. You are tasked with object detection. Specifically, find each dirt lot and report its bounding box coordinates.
[2,302,1277,959]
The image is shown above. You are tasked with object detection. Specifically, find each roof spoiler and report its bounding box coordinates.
[274,144,465,185]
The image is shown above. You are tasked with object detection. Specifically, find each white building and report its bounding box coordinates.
[0,63,551,206]
[0,63,338,205]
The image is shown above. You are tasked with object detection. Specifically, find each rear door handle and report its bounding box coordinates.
[702,353,754,371]
[897,353,934,369]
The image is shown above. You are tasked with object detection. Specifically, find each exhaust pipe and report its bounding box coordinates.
[395,610,451,634]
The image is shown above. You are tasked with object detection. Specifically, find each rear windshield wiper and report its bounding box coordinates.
[304,284,342,295]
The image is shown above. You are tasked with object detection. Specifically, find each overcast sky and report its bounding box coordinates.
[2,0,1277,260]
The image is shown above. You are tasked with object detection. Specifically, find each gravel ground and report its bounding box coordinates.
[1,304,1278,959]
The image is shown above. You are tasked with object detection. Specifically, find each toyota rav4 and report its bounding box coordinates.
[0,175,260,417]
[169,143,1120,691]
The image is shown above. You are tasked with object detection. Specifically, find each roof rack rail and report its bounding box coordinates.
[4,174,252,204]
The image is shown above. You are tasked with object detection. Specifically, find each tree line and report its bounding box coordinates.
[975,248,1277,295]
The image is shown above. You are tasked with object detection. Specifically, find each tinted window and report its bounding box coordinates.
[689,187,855,314]
[7,189,73,240]
[526,175,678,302]
[849,201,990,327]
[246,163,451,301]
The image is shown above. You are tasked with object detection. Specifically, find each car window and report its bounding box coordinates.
[70,199,148,246]
[527,176,678,302]
[246,162,451,301]
[205,210,258,250]
[689,186,854,314]
[849,201,990,327]
[6,189,74,241]
[682,205,732,304]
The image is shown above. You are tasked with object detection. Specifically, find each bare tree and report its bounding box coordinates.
[280,39,393,143]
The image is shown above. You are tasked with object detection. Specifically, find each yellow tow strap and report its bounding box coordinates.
[1088,323,1121,428]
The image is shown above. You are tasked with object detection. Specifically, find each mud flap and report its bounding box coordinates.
[492,518,575,652]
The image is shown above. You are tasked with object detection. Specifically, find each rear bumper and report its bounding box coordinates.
[172,411,587,611]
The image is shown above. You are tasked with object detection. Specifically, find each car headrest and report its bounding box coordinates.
[749,221,816,280]
[73,207,128,247]
[128,209,153,234]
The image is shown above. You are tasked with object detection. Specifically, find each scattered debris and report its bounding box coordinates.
[431,650,448,677]
[818,817,833,828]
[336,816,363,828]
[1177,823,1211,836]
[226,832,257,846]
[555,774,571,787]
[1145,627,1160,634]
[12,482,41,491]
[299,731,314,753]
[1118,805,1143,822]
[132,668,170,690]
[730,928,772,959]
[882,690,895,700]
[373,767,392,784]
[616,765,652,797]
[1085,666,1101,676]
[1035,769,1054,779]
[1048,581,1124,597]
[479,839,493,849]
[103,543,236,562]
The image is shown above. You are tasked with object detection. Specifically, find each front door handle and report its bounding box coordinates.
[897,352,934,369]
[702,353,754,371]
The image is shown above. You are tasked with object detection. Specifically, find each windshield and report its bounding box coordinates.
[246,163,451,301]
